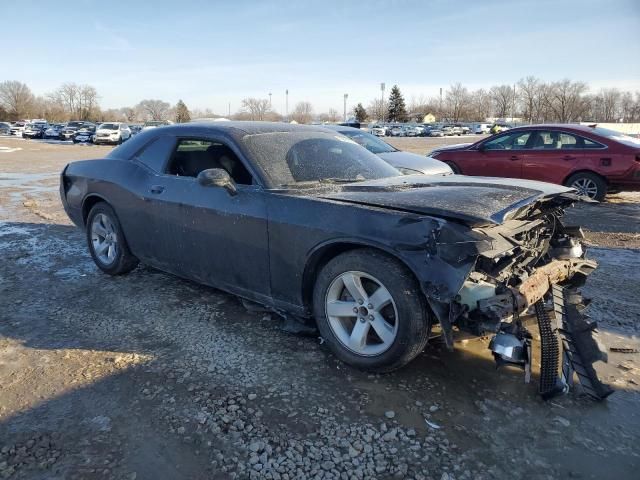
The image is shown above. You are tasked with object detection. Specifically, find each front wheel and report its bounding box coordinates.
[565,172,607,201]
[86,202,138,275]
[313,249,430,372]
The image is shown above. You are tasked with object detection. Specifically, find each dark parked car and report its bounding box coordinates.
[61,121,94,140]
[429,124,640,200]
[321,125,452,175]
[60,122,611,399]
[22,123,48,139]
[0,122,12,135]
[72,125,96,143]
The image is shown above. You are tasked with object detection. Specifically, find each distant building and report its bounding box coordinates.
[423,113,436,123]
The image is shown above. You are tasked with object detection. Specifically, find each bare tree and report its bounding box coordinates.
[517,76,549,123]
[0,80,34,119]
[49,83,100,120]
[240,97,270,121]
[444,83,470,122]
[136,99,171,121]
[490,85,515,118]
[327,108,339,123]
[291,101,314,124]
[467,88,492,121]
[545,79,589,123]
[599,88,622,122]
[367,99,387,122]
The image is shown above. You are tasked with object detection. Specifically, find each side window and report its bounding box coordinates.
[558,133,579,149]
[483,131,531,150]
[531,131,560,149]
[582,137,605,149]
[166,138,253,185]
[133,136,176,172]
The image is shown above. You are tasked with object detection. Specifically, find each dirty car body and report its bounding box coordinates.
[60,122,611,399]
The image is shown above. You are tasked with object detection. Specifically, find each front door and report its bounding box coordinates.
[147,138,271,299]
[466,130,533,178]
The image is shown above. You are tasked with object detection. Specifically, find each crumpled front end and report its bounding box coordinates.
[423,196,613,400]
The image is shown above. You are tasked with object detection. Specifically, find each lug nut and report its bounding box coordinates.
[367,303,373,309]
[353,307,358,313]
[359,317,366,323]
[358,299,364,305]
[368,315,374,320]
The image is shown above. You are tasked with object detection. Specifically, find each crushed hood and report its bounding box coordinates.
[319,175,575,226]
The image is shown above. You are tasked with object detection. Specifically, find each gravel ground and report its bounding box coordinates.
[1,136,639,480]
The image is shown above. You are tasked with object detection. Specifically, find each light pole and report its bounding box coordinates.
[343,93,348,122]
[228,102,231,117]
[380,82,385,123]
[268,92,272,108]
[285,89,289,121]
[439,87,443,121]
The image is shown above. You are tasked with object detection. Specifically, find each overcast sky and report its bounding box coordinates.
[4,0,640,114]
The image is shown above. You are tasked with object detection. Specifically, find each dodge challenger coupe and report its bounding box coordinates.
[60,122,612,399]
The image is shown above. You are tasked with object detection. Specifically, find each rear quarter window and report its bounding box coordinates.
[132,136,177,172]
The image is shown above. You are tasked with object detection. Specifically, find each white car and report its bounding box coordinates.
[369,126,386,137]
[93,122,132,145]
[472,123,491,134]
[9,121,27,136]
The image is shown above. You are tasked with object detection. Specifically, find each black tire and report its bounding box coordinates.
[445,162,461,174]
[312,248,430,372]
[86,202,138,275]
[565,172,607,201]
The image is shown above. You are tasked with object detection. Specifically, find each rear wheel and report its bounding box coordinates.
[313,249,430,372]
[86,202,138,275]
[565,172,607,201]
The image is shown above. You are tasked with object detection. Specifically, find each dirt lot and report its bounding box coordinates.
[1,135,639,480]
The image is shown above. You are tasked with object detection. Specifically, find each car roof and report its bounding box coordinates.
[176,121,337,136]
[507,123,600,133]
[320,124,359,132]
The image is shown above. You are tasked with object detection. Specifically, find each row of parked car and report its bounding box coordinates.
[0,120,172,144]
[369,122,512,137]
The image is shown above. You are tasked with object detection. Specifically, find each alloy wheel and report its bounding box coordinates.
[91,213,119,265]
[571,177,598,199]
[325,271,398,356]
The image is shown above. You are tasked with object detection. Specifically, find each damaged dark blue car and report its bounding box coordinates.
[60,122,612,400]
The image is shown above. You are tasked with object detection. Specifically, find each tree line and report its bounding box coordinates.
[2,77,639,125]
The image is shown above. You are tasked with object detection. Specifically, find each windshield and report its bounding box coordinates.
[144,121,165,126]
[99,123,119,130]
[338,130,396,154]
[242,131,400,187]
[592,126,640,148]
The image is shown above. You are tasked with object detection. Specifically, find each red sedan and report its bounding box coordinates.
[429,124,640,200]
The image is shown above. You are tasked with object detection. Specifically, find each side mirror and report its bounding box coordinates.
[477,143,487,152]
[197,168,237,196]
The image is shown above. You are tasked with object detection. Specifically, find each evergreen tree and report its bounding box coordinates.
[175,99,191,123]
[353,103,367,123]
[387,85,407,122]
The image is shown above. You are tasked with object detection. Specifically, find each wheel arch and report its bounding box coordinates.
[81,194,110,227]
[301,239,422,314]
[562,169,609,186]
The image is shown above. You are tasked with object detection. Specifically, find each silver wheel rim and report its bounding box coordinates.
[325,271,398,356]
[91,213,118,265]
[571,178,598,199]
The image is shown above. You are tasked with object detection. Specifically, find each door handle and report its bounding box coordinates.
[563,156,576,161]
[150,185,165,194]
[510,155,519,161]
